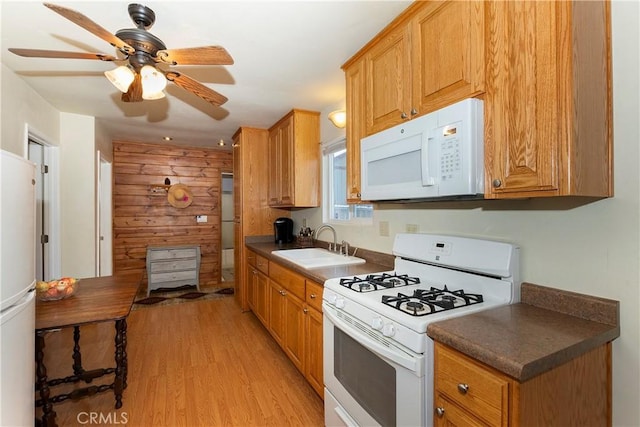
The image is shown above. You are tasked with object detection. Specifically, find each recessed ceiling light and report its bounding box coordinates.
[163,136,173,141]
[218,139,225,146]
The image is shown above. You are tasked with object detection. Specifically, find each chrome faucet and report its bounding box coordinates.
[341,240,350,257]
[314,224,338,252]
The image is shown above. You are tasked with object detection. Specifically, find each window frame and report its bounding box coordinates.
[322,137,373,226]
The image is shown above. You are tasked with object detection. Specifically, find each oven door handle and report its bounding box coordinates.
[324,307,421,374]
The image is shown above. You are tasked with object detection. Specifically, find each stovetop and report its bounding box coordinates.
[322,233,520,354]
[338,273,484,316]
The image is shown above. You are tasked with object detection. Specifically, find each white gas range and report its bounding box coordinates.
[322,233,520,427]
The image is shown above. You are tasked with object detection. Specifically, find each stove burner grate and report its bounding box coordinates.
[339,273,420,292]
[381,285,484,316]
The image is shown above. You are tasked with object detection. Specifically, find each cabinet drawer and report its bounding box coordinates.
[435,344,509,426]
[150,270,198,283]
[247,250,257,267]
[255,254,269,275]
[149,259,197,273]
[305,280,324,312]
[269,261,305,300]
[148,248,197,261]
[434,393,488,427]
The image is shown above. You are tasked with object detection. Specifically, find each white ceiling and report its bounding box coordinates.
[1,1,412,148]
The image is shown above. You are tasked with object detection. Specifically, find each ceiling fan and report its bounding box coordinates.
[8,2,233,106]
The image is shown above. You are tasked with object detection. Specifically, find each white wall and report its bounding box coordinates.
[0,63,60,154]
[59,113,97,278]
[293,2,640,425]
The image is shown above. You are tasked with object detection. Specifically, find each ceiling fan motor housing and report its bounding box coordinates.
[128,4,155,29]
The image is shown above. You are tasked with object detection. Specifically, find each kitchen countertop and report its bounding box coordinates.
[245,236,394,284]
[426,282,620,382]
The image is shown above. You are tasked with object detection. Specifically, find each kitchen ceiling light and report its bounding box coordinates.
[141,65,167,100]
[104,65,135,93]
[328,109,347,128]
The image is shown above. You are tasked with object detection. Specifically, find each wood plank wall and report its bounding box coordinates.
[113,141,233,287]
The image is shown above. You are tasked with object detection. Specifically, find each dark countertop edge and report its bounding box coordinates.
[427,299,621,382]
[245,237,394,283]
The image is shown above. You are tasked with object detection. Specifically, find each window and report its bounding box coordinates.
[323,138,373,224]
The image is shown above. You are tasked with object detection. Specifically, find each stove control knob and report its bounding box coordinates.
[327,293,338,305]
[335,297,345,309]
[382,323,396,337]
[371,317,384,330]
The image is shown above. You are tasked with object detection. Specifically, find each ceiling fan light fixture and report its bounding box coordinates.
[104,65,135,93]
[141,65,167,100]
[328,109,347,129]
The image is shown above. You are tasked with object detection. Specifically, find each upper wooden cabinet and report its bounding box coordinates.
[268,109,321,208]
[344,58,366,203]
[484,0,612,198]
[343,0,484,202]
[344,0,612,201]
[345,1,485,137]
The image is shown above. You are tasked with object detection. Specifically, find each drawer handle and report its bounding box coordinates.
[457,383,469,394]
[303,308,309,314]
[310,293,317,299]
[435,407,445,418]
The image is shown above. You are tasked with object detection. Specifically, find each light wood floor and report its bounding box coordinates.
[36,294,324,426]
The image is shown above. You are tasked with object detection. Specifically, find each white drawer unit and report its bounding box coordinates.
[146,246,201,296]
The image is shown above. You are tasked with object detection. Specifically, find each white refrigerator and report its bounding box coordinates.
[0,149,36,426]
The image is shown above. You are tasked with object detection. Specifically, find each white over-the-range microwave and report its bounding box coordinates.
[360,98,484,202]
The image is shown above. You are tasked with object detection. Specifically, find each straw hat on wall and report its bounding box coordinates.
[167,184,193,208]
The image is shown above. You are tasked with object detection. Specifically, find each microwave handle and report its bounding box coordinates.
[421,136,436,186]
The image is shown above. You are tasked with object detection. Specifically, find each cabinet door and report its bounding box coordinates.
[345,58,366,203]
[365,23,412,135]
[278,117,295,206]
[268,127,281,206]
[284,291,305,373]
[268,281,286,347]
[268,118,295,206]
[412,0,484,114]
[484,1,560,197]
[255,270,269,326]
[305,306,324,398]
[246,262,256,312]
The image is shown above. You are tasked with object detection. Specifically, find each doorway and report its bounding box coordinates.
[27,137,59,281]
[97,152,113,276]
[221,173,234,282]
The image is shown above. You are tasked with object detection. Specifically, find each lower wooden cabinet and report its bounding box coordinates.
[434,342,612,426]
[304,279,324,397]
[247,251,268,325]
[434,343,509,426]
[268,280,286,348]
[247,252,324,399]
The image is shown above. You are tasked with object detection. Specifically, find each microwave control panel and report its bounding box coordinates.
[439,127,462,182]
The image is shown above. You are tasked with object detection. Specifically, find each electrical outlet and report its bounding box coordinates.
[406,224,419,233]
[379,221,389,237]
[196,215,208,223]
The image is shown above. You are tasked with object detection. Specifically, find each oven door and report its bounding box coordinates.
[323,304,426,427]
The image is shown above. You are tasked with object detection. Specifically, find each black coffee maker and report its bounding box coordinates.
[274,217,294,244]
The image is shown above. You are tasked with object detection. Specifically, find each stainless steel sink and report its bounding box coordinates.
[271,248,365,269]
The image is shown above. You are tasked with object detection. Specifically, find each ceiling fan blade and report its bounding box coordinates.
[121,72,143,103]
[8,48,117,61]
[44,2,135,55]
[166,71,228,106]
[156,46,234,66]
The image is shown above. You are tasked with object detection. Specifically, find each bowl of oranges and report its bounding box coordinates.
[36,277,78,301]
